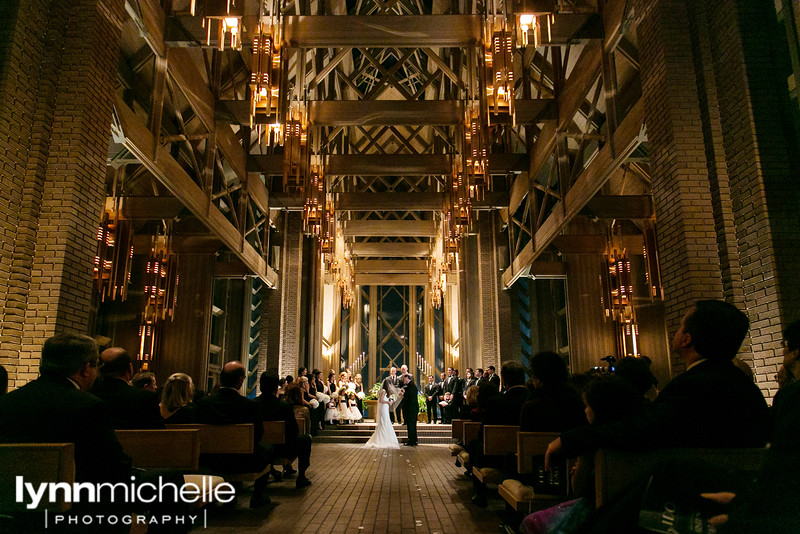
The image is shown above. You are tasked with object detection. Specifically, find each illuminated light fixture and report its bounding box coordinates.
[93,198,134,302]
[464,102,491,200]
[250,22,283,141]
[517,12,555,47]
[600,228,639,357]
[303,164,325,236]
[202,0,243,50]
[484,18,515,124]
[138,231,179,364]
[283,101,308,194]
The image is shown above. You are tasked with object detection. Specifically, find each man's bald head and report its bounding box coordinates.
[98,347,133,379]
[220,361,246,389]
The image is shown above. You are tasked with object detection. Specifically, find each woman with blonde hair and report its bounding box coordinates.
[160,372,196,423]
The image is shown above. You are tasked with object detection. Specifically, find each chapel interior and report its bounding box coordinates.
[1,0,799,529]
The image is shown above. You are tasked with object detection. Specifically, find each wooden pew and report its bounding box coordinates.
[0,443,75,512]
[166,424,271,482]
[115,429,199,471]
[498,432,563,511]
[451,419,466,443]
[296,417,308,435]
[594,447,766,508]
[456,421,483,469]
[472,425,520,485]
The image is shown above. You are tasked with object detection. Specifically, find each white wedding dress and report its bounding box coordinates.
[364,390,400,449]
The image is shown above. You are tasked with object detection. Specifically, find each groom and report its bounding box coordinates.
[401,373,419,446]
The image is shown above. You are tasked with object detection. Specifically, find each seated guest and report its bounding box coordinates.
[462,384,480,420]
[483,360,530,425]
[520,351,587,433]
[545,300,771,467]
[257,373,312,489]
[286,383,313,436]
[159,372,196,424]
[91,347,163,429]
[613,355,659,401]
[195,361,273,507]
[131,370,157,392]
[775,320,800,393]
[0,333,131,483]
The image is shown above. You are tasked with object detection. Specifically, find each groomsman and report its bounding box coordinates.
[475,368,485,384]
[486,365,501,389]
[442,367,456,423]
[424,375,441,424]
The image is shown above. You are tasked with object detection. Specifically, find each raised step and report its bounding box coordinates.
[313,422,455,444]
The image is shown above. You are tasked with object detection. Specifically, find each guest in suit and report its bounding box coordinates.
[131,371,157,392]
[424,375,440,423]
[159,372,197,424]
[520,351,587,433]
[545,300,771,469]
[401,373,419,446]
[195,361,274,507]
[475,368,485,385]
[258,373,312,489]
[450,369,465,421]
[91,347,164,429]
[485,365,501,389]
[0,333,131,484]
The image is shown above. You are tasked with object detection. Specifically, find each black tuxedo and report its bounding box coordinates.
[0,374,131,483]
[560,359,771,457]
[424,382,441,423]
[402,381,419,445]
[91,376,164,429]
[463,377,478,395]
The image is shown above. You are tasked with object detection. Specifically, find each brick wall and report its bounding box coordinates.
[276,211,304,378]
[634,0,727,375]
[0,0,124,388]
[706,0,800,396]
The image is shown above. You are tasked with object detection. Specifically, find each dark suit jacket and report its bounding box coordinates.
[463,377,478,395]
[0,374,131,483]
[560,359,771,457]
[451,377,465,404]
[91,377,164,429]
[482,385,530,426]
[402,381,419,416]
[257,393,300,449]
[195,387,264,444]
[520,384,588,432]
[488,374,501,388]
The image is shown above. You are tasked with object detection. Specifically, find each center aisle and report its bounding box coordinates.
[203,442,503,534]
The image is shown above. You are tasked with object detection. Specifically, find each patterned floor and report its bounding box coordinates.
[202,442,511,533]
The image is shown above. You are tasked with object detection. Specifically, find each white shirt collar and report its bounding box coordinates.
[685,358,708,371]
[66,377,82,390]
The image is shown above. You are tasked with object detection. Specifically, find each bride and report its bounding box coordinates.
[364,379,402,449]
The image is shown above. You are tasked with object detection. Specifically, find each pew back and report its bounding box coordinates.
[166,424,254,454]
[0,443,75,512]
[261,421,286,445]
[451,419,466,442]
[483,425,520,456]
[517,432,560,474]
[115,429,199,471]
[594,447,766,508]
[462,421,481,447]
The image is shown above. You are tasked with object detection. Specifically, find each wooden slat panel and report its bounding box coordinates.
[0,443,75,512]
[517,432,560,474]
[337,193,444,211]
[327,154,451,176]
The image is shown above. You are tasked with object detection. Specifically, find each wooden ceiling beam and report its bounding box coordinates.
[308,101,464,126]
[113,96,278,287]
[350,242,430,257]
[502,97,645,288]
[354,260,428,273]
[283,16,482,48]
[336,193,444,211]
[327,154,450,176]
[119,196,185,220]
[582,195,654,219]
[354,273,430,286]
[343,220,437,237]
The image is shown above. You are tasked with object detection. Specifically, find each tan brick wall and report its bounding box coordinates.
[705,0,800,396]
[276,211,304,378]
[0,0,124,388]
[635,0,727,376]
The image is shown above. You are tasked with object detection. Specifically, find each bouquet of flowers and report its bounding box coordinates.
[316,391,331,404]
[309,398,320,409]
[388,394,397,403]
[356,390,365,400]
